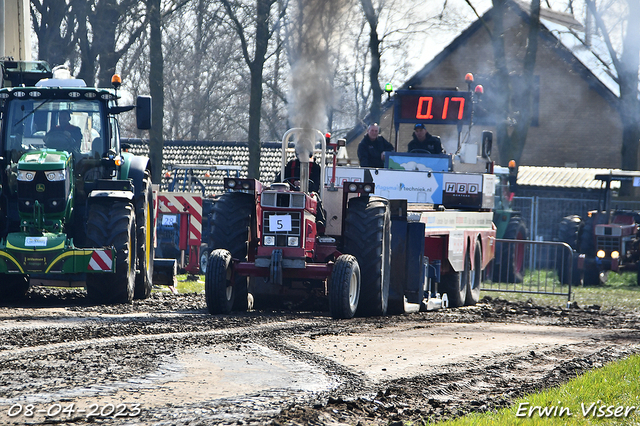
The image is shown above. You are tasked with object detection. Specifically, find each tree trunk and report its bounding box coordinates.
[618,0,640,173]
[31,0,76,68]
[490,0,512,164]
[148,0,164,184]
[360,0,382,123]
[246,0,274,179]
[508,0,540,164]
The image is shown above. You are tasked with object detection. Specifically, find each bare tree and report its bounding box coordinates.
[30,0,78,67]
[357,0,444,125]
[585,0,640,174]
[76,0,149,86]
[148,0,164,184]
[480,0,541,165]
[219,0,287,179]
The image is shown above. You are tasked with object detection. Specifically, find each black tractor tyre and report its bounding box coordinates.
[1,275,29,302]
[134,173,154,299]
[329,254,361,319]
[440,270,466,308]
[557,215,582,285]
[465,239,482,306]
[209,192,253,312]
[583,262,604,286]
[343,196,391,317]
[579,215,596,257]
[493,217,527,283]
[205,249,235,314]
[85,201,137,304]
[200,244,210,274]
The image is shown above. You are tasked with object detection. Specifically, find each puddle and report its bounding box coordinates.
[0,342,336,425]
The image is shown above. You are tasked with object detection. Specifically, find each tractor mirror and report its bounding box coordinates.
[136,95,152,130]
[481,130,492,159]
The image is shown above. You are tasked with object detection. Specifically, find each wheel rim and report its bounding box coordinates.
[225,285,233,301]
[200,252,209,273]
[225,265,233,301]
[348,270,358,308]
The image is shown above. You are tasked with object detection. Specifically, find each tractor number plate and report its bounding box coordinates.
[269,215,292,232]
[25,237,47,247]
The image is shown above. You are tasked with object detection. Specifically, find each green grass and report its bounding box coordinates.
[153,274,204,294]
[439,354,640,425]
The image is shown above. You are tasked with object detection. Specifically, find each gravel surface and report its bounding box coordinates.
[0,288,638,425]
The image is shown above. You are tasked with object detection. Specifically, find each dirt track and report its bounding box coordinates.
[0,288,639,425]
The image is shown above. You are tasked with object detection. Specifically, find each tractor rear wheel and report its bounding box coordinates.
[557,215,582,285]
[493,217,527,283]
[343,196,391,317]
[205,249,235,314]
[134,173,154,299]
[465,239,482,305]
[85,201,137,304]
[208,192,253,312]
[329,254,361,319]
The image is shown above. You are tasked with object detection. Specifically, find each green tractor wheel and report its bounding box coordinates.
[0,275,29,302]
[85,201,137,304]
[134,173,154,299]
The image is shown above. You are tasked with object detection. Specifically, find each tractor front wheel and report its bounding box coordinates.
[1,275,29,302]
[85,201,137,304]
[134,173,154,300]
[205,249,235,314]
[329,255,361,319]
[210,192,253,312]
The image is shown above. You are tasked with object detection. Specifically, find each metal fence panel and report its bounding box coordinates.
[512,196,640,242]
[483,239,573,302]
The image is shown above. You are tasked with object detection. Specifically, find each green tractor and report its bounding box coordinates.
[0,60,155,304]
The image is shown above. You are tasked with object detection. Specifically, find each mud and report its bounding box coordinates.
[0,288,638,425]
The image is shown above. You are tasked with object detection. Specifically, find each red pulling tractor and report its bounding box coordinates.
[205,128,388,318]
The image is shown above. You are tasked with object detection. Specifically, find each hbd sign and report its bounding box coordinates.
[444,182,480,195]
[442,175,483,208]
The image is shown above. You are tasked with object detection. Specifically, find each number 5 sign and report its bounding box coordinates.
[269,215,292,232]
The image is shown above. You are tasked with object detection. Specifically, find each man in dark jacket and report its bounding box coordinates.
[275,156,321,193]
[357,123,394,168]
[407,123,443,154]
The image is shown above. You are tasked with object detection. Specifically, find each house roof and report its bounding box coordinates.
[516,165,621,189]
[124,139,326,196]
[125,139,284,196]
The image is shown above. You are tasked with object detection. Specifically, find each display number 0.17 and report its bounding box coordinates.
[395,90,472,125]
[416,96,466,120]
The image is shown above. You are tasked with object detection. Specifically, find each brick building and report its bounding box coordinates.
[346,0,623,169]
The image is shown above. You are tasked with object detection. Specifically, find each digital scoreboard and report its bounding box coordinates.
[394,89,472,125]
